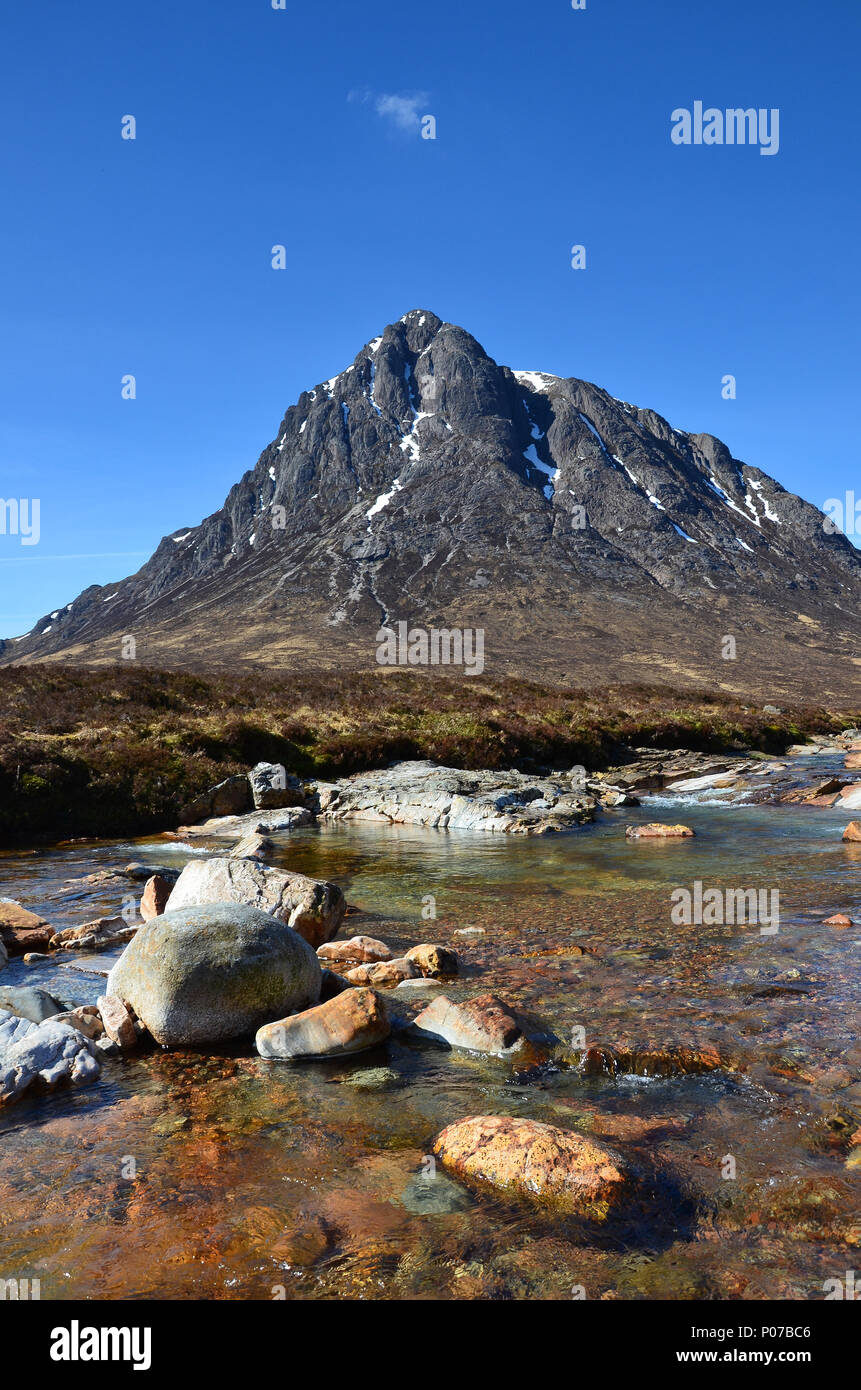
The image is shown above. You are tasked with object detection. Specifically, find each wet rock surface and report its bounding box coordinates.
[433,1115,631,1217]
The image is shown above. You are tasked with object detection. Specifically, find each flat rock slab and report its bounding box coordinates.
[177,808,313,839]
[59,949,127,977]
[433,1115,631,1217]
[318,760,595,834]
[625,823,695,839]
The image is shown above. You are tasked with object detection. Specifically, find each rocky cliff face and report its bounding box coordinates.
[5,309,860,699]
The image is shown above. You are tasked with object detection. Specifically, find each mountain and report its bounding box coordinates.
[4,309,860,701]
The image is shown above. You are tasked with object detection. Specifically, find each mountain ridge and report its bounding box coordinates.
[4,309,859,701]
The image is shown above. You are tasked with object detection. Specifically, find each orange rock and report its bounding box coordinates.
[0,902,53,955]
[256,986,390,1059]
[404,943,459,977]
[845,753,861,769]
[345,958,417,986]
[822,913,855,927]
[433,1115,631,1216]
[317,935,392,964]
[140,874,173,921]
[842,821,861,842]
[625,823,694,839]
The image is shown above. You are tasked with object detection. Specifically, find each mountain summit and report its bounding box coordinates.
[5,309,860,699]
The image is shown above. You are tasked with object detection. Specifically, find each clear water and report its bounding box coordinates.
[1,789,859,1300]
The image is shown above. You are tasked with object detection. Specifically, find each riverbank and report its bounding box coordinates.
[1,665,856,843]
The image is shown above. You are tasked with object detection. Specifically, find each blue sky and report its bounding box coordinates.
[1,0,859,636]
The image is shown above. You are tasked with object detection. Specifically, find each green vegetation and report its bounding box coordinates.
[0,665,854,842]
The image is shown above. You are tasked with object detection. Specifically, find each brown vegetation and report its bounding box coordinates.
[0,665,854,842]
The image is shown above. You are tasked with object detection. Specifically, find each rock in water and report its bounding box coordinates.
[256,986,390,1060]
[140,874,174,921]
[432,1115,630,1217]
[106,903,321,1046]
[317,936,393,964]
[0,1017,102,1106]
[625,823,695,839]
[0,902,54,955]
[412,993,529,1055]
[842,821,861,842]
[230,832,275,861]
[405,943,459,977]
[345,958,418,986]
[165,856,345,949]
[0,985,65,1023]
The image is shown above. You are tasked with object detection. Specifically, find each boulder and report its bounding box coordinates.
[0,1017,102,1106]
[256,987,390,1060]
[249,762,306,810]
[822,913,855,927]
[0,985,65,1023]
[317,935,393,965]
[180,775,253,825]
[404,943,459,978]
[97,993,138,1049]
[345,958,418,986]
[625,823,695,839]
[432,1116,630,1217]
[106,903,321,1046]
[412,993,528,1055]
[140,874,173,922]
[165,857,345,949]
[843,821,861,842]
[0,902,54,955]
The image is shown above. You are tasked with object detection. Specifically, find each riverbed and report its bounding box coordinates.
[0,788,859,1300]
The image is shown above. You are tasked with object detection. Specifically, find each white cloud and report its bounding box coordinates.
[349,89,429,134]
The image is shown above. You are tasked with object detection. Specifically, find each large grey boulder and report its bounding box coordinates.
[166,857,345,949]
[106,903,321,1046]
[0,1014,102,1106]
[249,762,306,810]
